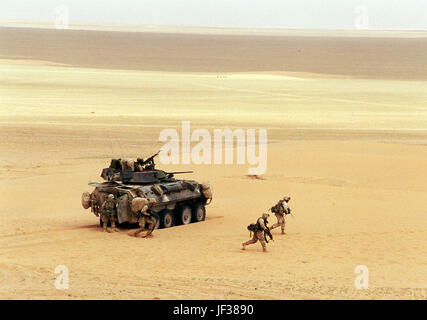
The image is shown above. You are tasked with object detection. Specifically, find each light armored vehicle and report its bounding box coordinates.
[81,152,213,229]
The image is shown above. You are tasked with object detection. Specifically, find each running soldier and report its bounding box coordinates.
[242,212,272,252]
[270,196,291,235]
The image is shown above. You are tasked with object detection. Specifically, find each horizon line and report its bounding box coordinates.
[0,18,426,36]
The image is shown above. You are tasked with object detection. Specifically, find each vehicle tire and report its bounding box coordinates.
[177,205,192,225]
[161,210,175,228]
[192,202,206,222]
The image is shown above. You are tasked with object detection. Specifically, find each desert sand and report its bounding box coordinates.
[0,26,426,299]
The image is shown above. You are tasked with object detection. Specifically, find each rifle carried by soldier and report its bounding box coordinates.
[140,210,160,238]
[263,220,274,243]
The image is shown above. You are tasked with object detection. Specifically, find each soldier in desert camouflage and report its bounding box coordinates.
[270,196,291,235]
[100,193,119,233]
[133,198,157,238]
[242,212,271,252]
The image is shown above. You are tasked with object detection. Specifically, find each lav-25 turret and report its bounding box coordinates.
[81,152,213,229]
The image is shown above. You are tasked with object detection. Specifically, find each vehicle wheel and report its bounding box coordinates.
[161,210,175,228]
[192,202,206,222]
[177,205,192,225]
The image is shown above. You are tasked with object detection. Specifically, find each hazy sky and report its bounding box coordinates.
[1,0,426,30]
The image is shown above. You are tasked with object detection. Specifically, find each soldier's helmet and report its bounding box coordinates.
[137,158,144,164]
[108,194,114,200]
[262,212,270,219]
[283,196,291,201]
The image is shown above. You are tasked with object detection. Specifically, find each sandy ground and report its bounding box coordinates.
[0,27,426,300]
[1,26,427,79]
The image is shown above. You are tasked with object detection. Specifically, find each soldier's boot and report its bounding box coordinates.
[102,220,108,232]
[111,221,120,232]
[106,220,114,233]
[281,228,286,235]
[128,229,139,237]
[134,228,146,237]
[241,243,246,250]
[260,241,267,252]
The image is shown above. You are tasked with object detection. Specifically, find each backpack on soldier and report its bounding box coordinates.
[271,200,283,214]
[247,223,260,233]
